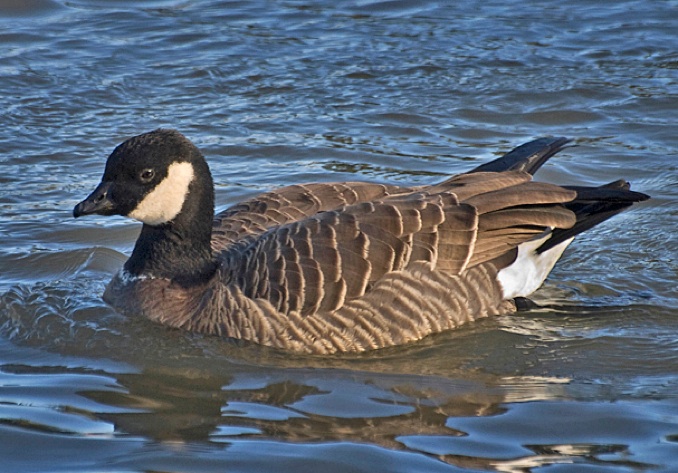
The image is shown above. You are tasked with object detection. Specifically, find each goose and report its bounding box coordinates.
[73,130,648,354]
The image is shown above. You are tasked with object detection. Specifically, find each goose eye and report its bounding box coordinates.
[139,169,155,183]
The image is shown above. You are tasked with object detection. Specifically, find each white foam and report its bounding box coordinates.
[117,268,155,284]
[497,232,574,299]
[129,161,194,225]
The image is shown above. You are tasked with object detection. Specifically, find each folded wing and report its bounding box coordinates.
[221,170,578,316]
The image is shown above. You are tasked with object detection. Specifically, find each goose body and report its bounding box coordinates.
[74,130,648,354]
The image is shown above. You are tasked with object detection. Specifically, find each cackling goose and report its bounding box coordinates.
[73,130,649,354]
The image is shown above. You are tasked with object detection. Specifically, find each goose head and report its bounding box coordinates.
[73,129,213,225]
[74,129,216,282]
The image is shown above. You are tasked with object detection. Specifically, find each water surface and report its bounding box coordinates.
[1,1,677,472]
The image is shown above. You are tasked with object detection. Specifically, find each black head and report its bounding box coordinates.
[74,129,214,227]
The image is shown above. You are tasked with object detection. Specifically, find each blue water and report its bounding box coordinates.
[1,1,677,471]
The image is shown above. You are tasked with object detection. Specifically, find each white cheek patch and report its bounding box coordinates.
[497,232,574,299]
[128,161,195,226]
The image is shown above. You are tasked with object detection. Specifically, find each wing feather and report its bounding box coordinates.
[212,182,409,250]
[220,169,582,316]
[222,191,479,314]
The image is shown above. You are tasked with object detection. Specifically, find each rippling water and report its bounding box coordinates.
[1,1,677,472]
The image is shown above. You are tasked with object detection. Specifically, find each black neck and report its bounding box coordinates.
[124,221,217,284]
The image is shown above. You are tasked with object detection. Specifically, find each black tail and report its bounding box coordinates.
[468,137,649,253]
[537,179,650,253]
[468,136,571,175]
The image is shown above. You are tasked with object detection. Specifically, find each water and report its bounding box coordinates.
[1,0,677,471]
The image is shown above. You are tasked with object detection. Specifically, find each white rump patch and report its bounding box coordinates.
[497,232,574,299]
[129,161,194,226]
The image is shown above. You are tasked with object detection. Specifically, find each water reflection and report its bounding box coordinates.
[2,358,670,472]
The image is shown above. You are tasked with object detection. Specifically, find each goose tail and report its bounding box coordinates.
[468,136,571,175]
